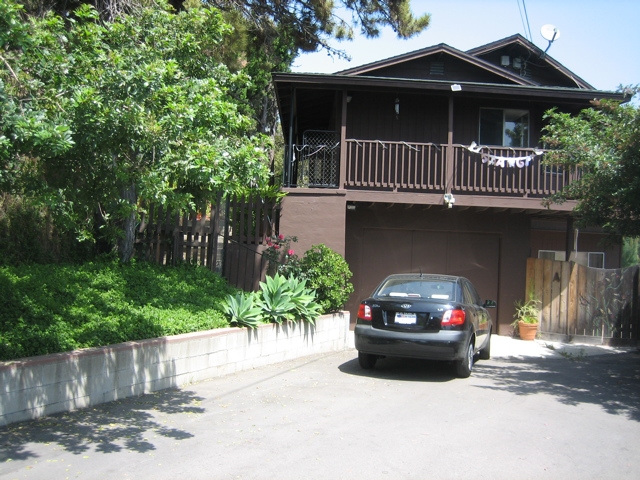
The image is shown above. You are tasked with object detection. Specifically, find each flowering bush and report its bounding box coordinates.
[263,234,300,277]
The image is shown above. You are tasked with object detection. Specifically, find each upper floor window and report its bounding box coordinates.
[479,108,530,147]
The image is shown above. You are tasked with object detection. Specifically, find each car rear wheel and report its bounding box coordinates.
[455,341,474,378]
[479,331,491,360]
[358,351,377,369]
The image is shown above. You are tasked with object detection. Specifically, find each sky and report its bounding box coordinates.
[292,0,639,94]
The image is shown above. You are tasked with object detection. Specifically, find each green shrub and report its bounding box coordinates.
[0,260,233,360]
[298,244,354,313]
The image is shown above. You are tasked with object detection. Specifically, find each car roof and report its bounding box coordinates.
[382,274,464,282]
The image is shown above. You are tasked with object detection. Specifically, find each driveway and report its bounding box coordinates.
[1,336,639,479]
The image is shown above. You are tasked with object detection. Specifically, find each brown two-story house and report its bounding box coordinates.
[272,34,629,333]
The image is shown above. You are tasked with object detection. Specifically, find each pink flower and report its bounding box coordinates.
[274,245,280,249]
[278,234,285,240]
[288,249,295,256]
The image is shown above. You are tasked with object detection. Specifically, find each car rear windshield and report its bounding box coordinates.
[376,279,458,301]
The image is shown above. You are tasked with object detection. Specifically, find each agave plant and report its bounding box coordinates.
[286,276,322,325]
[223,292,263,328]
[257,273,296,324]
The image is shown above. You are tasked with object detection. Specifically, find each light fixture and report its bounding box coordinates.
[347,95,352,103]
[451,84,462,92]
[394,97,400,115]
[443,193,456,209]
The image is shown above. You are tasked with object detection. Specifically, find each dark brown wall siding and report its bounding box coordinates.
[346,95,567,147]
[370,56,517,84]
[347,92,449,143]
[474,51,579,88]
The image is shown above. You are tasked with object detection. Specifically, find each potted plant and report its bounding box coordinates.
[512,291,540,341]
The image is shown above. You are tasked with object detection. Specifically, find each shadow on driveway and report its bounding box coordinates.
[341,349,640,422]
[0,387,204,462]
[472,352,640,422]
[339,355,461,382]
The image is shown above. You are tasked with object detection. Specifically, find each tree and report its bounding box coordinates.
[16,0,431,175]
[541,93,640,239]
[1,1,271,261]
[18,0,431,57]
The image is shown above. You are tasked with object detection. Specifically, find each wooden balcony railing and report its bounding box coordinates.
[286,139,578,198]
[345,139,446,191]
[452,144,577,197]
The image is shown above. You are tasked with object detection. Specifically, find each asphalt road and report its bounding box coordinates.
[1,337,639,480]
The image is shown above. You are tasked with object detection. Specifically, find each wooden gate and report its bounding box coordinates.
[136,192,279,291]
[525,258,639,345]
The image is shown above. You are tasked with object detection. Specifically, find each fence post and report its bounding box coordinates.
[633,267,639,345]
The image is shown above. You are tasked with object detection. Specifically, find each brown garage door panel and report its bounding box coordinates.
[357,228,413,302]
[356,228,499,329]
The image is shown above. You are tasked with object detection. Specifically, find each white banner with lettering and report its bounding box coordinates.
[466,142,544,168]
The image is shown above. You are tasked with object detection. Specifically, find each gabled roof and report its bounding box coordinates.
[467,34,594,89]
[337,43,535,86]
[334,34,594,90]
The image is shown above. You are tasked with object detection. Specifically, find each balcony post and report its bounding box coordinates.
[284,87,296,187]
[445,95,454,194]
[339,89,348,190]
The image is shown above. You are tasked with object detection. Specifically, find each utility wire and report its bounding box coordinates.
[517,0,533,42]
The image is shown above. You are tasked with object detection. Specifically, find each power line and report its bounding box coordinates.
[517,0,533,42]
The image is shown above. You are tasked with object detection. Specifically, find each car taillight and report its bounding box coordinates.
[358,304,372,321]
[441,309,466,326]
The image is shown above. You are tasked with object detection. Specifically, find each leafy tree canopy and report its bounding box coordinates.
[541,91,640,238]
[17,0,431,59]
[1,0,271,259]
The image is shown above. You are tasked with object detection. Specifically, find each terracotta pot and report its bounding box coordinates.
[518,321,538,341]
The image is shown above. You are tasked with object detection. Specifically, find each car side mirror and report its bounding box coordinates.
[483,300,497,308]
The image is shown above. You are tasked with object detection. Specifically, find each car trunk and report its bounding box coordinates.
[371,299,446,332]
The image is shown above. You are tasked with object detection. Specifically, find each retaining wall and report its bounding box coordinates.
[0,312,350,426]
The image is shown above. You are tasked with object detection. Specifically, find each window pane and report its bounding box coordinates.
[504,110,529,147]
[479,109,503,146]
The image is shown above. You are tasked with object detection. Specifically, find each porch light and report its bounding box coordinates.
[394,97,400,115]
[443,193,456,208]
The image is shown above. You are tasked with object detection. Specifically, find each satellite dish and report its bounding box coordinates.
[541,24,561,42]
[540,24,560,57]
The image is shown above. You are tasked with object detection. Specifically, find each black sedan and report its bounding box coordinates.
[354,274,495,377]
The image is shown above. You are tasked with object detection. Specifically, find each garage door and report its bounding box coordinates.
[355,228,500,329]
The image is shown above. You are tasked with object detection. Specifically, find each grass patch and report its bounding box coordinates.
[0,260,235,361]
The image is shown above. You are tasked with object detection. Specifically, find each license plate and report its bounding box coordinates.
[395,312,417,324]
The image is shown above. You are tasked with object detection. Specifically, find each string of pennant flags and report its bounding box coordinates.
[466,142,545,169]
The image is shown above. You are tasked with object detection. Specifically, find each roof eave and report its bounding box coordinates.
[272,73,628,103]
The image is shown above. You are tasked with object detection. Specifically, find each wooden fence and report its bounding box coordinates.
[525,258,639,344]
[136,192,279,291]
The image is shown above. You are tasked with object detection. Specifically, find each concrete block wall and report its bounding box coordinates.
[0,312,350,426]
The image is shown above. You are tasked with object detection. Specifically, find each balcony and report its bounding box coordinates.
[285,137,577,205]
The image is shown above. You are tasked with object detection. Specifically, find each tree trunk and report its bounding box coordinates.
[118,182,137,263]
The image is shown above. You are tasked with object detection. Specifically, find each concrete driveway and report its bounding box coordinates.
[1,336,639,480]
